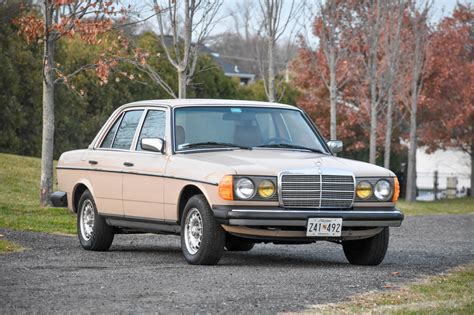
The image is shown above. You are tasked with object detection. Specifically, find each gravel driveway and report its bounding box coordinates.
[1,214,473,314]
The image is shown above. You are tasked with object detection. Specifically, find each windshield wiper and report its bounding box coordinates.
[180,142,252,150]
[256,143,327,154]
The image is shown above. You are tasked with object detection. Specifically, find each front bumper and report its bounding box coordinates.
[212,206,404,228]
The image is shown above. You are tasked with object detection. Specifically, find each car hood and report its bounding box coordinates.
[169,149,393,183]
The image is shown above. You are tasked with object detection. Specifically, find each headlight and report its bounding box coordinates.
[258,179,275,198]
[374,179,391,201]
[356,181,373,199]
[235,178,255,199]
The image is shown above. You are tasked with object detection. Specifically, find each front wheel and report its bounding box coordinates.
[180,195,225,265]
[342,227,389,266]
[77,190,114,251]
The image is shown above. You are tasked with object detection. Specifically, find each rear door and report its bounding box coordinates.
[121,108,169,220]
[87,109,144,216]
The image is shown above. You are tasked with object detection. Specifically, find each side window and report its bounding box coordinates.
[100,113,122,148]
[112,110,143,150]
[136,110,166,151]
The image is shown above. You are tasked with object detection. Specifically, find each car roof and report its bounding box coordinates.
[119,99,298,110]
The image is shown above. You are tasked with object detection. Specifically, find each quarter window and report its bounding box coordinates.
[112,110,143,150]
[100,113,122,148]
[136,110,166,151]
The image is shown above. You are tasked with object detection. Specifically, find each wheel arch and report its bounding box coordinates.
[177,184,211,224]
[72,180,94,213]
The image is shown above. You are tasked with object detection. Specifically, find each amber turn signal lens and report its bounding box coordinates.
[392,177,400,203]
[218,175,234,200]
[356,181,373,199]
[258,180,275,198]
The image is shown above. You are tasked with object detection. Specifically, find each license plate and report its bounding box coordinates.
[306,218,342,237]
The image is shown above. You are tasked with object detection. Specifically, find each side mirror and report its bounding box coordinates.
[327,140,343,154]
[141,138,165,153]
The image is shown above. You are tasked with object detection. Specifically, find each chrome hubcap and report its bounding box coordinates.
[184,208,203,255]
[80,200,95,241]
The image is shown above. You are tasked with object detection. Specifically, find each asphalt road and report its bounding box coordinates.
[1,214,473,314]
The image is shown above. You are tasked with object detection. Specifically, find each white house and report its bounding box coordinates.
[416,147,471,199]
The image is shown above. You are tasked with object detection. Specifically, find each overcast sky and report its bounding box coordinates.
[214,0,464,34]
[136,0,470,40]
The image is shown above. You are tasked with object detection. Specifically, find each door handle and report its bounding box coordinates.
[88,160,98,165]
[123,162,134,167]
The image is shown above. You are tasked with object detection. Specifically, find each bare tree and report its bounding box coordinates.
[357,0,390,164]
[228,0,253,41]
[310,0,353,141]
[152,0,222,99]
[383,1,405,168]
[256,0,301,102]
[405,0,431,201]
[211,0,260,76]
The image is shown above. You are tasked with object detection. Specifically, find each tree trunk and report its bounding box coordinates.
[369,77,378,164]
[405,86,418,202]
[329,53,337,141]
[39,19,55,207]
[383,89,394,169]
[177,70,186,99]
[267,39,276,102]
[470,142,473,197]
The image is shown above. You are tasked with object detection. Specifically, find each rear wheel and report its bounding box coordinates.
[225,234,255,252]
[180,194,225,265]
[77,190,114,251]
[342,227,389,266]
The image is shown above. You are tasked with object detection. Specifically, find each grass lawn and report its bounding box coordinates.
[304,264,474,314]
[0,153,76,235]
[0,238,24,253]
[397,197,474,216]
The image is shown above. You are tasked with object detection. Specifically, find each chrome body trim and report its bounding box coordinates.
[230,209,401,214]
[228,219,402,227]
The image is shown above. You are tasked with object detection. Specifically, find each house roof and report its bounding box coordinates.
[201,46,255,78]
[210,53,256,78]
[158,34,256,79]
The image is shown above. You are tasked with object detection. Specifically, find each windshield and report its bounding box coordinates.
[174,106,328,153]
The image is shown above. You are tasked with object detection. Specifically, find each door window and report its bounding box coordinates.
[112,110,143,150]
[136,110,166,151]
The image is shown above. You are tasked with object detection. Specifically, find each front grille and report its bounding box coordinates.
[280,174,354,208]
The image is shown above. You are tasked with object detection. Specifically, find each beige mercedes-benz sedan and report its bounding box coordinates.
[51,99,403,265]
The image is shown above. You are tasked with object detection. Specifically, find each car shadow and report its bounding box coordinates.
[106,243,349,267]
[220,250,349,267]
[108,245,182,254]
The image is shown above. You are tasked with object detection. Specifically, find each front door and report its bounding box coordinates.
[121,109,168,220]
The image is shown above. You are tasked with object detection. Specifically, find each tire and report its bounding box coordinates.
[342,227,389,266]
[77,190,114,251]
[225,234,255,252]
[180,194,225,265]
